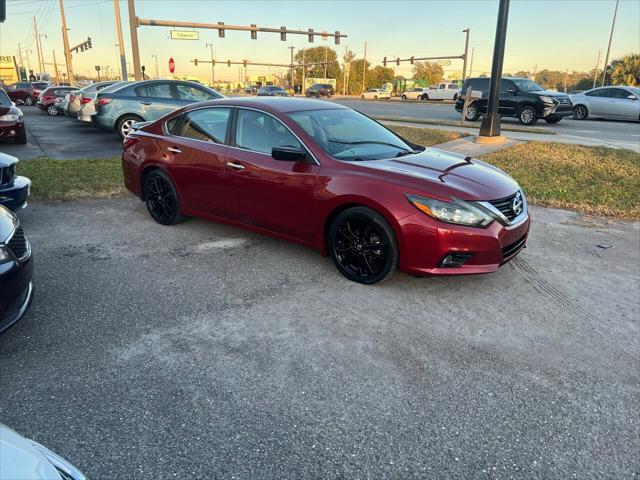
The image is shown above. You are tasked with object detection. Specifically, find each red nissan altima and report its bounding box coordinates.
[122,97,530,284]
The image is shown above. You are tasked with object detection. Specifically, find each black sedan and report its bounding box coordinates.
[0,205,33,333]
[0,152,31,212]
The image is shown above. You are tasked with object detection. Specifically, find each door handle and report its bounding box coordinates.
[139,101,151,105]
[226,162,245,171]
[167,147,182,154]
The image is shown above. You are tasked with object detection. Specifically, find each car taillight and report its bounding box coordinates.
[96,98,112,106]
[123,136,140,149]
[81,97,92,104]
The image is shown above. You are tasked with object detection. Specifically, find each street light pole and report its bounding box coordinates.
[601,0,619,87]
[479,0,510,139]
[462,28,470,81]
[151,54,159,79]
[113,0,128,80]
[206,42,215,86]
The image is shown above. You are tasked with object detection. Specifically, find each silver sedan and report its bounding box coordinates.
[570,86,640,121]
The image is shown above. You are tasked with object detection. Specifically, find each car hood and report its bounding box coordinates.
[356,148,519,201]
[530,90,569,99]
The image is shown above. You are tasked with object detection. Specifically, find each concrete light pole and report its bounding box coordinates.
[206,43,215,86]
[462,28,470,81]
[113,0,128,80]
[601,0,619,87]
[478,0,510,140]
[151,54,159,79]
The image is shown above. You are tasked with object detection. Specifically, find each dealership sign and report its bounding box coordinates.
[170,30,199,40]
[0,55,18,84]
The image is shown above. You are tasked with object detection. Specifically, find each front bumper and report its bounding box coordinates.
[0,122,25,140]
[0,255,34,333]
[0,176,30,212]
[398,212,530,276]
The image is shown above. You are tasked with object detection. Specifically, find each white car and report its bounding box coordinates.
[422,82,461,101]
[570,86,640,121]
[400,87,428,100]
[360,88,390,100]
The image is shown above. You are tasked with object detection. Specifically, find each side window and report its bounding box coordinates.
[448,84,458,89]
[176,108,231,143]
[136,83,173,98]
[176,84,218,102]
[438,84,445,89]
[587,89,608,97]
[166,116,181,135]
[236,109,301,154]
[19,83,31,89]
[500,80,516,92]
[610,88,630,99]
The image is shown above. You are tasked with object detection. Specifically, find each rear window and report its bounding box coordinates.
[464,78,490,91]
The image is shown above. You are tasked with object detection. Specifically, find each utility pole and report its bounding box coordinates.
[343,43,347,95]
[601,0,619,87]
[52,50,60,83]
[113,0,128,80]
[152,54,159,79]
[468,47,474,77]
[479,0,510,139]
[563,69,568,93]
[59,0,74,83]
[592,50,601,89]
[206,42,215,86]
[33,17,43,74]
[323,45,328,81]
[361,41,367,93]
[128,0,142,80]
[17,44,24,70]
[462,28,470,81]
[289,45,295,90]
[302,49,306,94]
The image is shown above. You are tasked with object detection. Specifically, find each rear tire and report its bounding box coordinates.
[572,105,588,120]
[143,170,186,226]
[401,94,407,101]
[24,96,34,106]
[117,114,143,139]
[14,127,27,145]
[328,206,398,285]
[421,94,429,101]
[46,105,58,116]
[518,105,538,126]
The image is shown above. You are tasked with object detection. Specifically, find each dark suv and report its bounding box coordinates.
[455,77,573,125]
[306,83,334,98]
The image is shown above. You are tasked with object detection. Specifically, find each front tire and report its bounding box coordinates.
[401,94,407,101]
[328,206,398,285]
[46,105,58,116]
[143,170,186,226]
[572,105,588,120]
[465,103,480,121]
[421,94,429,101]
[117,115,143,139]
[14,127,27,144]
[518,105,538,126]
[24,96,34,106]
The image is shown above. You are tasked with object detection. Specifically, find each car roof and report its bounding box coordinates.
[185,96,347,114]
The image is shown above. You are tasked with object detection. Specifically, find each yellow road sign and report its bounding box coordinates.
[170,30,199,40]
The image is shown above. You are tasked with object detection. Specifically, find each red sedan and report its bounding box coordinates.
[0,89,26,144]
[122,98,530,284]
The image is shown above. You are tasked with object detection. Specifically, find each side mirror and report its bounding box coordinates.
[272,146,307,162]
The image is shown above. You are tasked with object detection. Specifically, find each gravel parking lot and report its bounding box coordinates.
[1,197,638,479]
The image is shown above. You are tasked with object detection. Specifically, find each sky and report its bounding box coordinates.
[0,0,639,82]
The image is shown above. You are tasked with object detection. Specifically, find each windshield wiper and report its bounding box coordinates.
[395,149,419,158]
[327,139,411,151]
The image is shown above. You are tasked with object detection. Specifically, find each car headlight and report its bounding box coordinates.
[539,96,555,104]
[0,114,20,121]
[0,245,12,263]
[406,194,493,227]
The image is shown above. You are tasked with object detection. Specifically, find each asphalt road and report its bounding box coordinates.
[0,102,638,160]
[1,198,638,479]
[329,99,640,151]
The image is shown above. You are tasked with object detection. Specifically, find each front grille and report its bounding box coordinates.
[0,164,15,185]
[557,97,571,106]
[502,234,527,259]
[7,227,29,261]
[489,192,519,222]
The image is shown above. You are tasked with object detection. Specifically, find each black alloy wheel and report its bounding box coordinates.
[572,105,588,120]
[143,170,186,225]
[329,207,398,284]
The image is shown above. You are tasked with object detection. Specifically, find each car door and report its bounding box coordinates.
[608,88,638,120]
[498,79,518,116]
[223,108,319,241]
[162,107,233,217]
[134,82,183,120]
[586,88,610,117]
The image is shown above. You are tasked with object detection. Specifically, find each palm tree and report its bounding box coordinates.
[609,53,639,86]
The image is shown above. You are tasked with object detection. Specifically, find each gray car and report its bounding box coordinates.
[570,86,640,121]
[91,80,224,138]
[78,81,134,125]
[64,80,118,117]
[0,423,87,479]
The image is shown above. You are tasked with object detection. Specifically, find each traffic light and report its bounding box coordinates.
[308,28,314,43]
[243,60,247,68]
[87,36,92,49]
[383,57,387,67]
[410,56,414,65]
[334,31,340,45]
[194,59,198,66]
[250,24,257,40]
[280,26,286,41]
[212,60,216,66]
[396,58,400,66]
[227,60,231,67]
[218,22,225,38]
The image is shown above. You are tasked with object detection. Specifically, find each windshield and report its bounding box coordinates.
[0,90,11,106]
[288,108,414,161]
[629,87,640,96]
[511,79,544,92]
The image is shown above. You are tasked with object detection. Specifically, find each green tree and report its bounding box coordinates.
[368,65,395,88]
[412,61,443,85]
[514,70,531,79]
[294,46,341,88]
[609,53,640,86]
